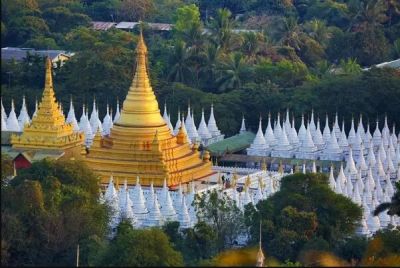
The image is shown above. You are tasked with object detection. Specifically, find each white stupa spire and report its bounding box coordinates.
[321,128,342,160]
[1,98,8,131]
[333,112,341,138]
[338,120,349,152]
[113,99,121,123]
[348,117,356,145]
[79,105,93,147]
[144,193,164,227]
[298,114,307,145]
[173,109,182,135]
[207,103,222,137]
[357,114,365,140]
[240,115,246,134]
[313,117,325,150]
[32,99,38,118]
[309,109,316,136]
[102,103,113,136]
[66,98,80,132]
[185,105,199,142]
[121,187,138,227]
[89,98,103,134]
[329,166,336,190]
[367,142,377,167]
[132,176,149,221]
[6,99,21,132]
[289,116,299,147]
[357,144,368,175]
[372,120,382,148]
[264,113,276,149]
[322,114,331,144]
[159,183,177,222]
[178,195,192,228]
[345,147,358,178]
[18,96,31,130]
[248,117,268,155]
[198,108,212,140]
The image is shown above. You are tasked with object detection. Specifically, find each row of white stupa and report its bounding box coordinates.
[101,162,399,236]
[101,169,286,235]
[1,98,224,147]
[246,110,400,164]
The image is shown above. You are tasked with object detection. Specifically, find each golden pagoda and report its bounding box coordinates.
[83,33,214,187]
[11,58,84,158]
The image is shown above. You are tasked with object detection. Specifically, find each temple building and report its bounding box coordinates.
[82,33,214,187]
[9,58,84,167]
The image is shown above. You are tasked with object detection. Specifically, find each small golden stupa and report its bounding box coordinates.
[83,32,214,187]
[11,58,84,157]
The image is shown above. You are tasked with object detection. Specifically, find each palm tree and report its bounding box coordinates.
[208,8,235,51]
[374,181,400,217]
[349,0,388,32]
[338,58,361,74]
[304,19,332,48]
[216,52,250,92]
[280,17,303,51]
[199,44,220,91]
[241,32,265,61]
[168,41,193,84]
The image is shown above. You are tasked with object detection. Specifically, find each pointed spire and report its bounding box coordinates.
[1,98,8,131]
[66,97,80,132]
[329,165,336,190]
[248,117,267,155]
[322,114,331,144]
[173,109,182,135]
[18,95,31,130]
[239,115,246,134]
[198,108,212,140]
[207,103,222,138]
[6,99,21,132]
[264,112,276,149]
[178,195,192,228]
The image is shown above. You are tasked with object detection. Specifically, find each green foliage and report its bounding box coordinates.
[244,173,363,262]
[1,159,109,266]
[194,189,245,252]
[99,221,184,266]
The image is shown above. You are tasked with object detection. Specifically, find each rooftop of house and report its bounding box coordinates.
[1,47,73,62]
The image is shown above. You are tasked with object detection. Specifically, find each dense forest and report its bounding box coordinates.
[1,0,400,136]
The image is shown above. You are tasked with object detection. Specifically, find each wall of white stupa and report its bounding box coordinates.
[1,98,225,147]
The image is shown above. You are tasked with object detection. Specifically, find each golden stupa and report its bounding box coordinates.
[83,33,214,187]
[11,58,84,157]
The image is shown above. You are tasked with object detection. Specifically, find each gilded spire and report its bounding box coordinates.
[11,58,84,150]
[117,31,165,127]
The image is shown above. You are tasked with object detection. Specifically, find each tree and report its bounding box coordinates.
[99,221,184,266]
[245,173,363,262]
[173,4,202,42]
[339,58,362,74]
[304,19,332,48]
[208,8,235,51]
[168,41,194,84]
[199,44,221,91]
[374,181,400,217]
[1,159,109,266]
[216,52,251,92]
[43,6,91,33]
[194,189,245,252]
[117,0,154,21]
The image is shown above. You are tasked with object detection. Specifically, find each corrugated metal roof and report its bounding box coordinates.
[206,131,256,156]
[1,47,72,62]
[92,21,117,30]
[115,22,139,29]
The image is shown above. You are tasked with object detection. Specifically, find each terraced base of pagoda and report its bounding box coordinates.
[84,125,215,187]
